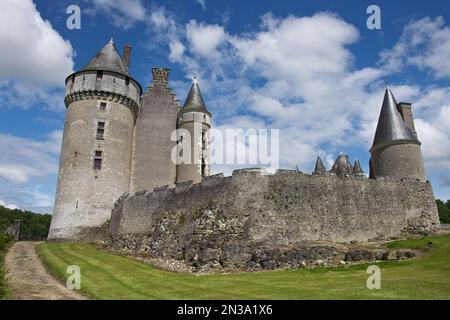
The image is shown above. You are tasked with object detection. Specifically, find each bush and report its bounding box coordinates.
[0,205,51,240]
[436,199,450,224]
[0,232,12,299]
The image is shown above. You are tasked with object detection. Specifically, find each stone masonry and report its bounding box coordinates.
[109,168,439,272]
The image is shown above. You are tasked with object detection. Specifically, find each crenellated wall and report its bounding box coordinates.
[109,168,440,271]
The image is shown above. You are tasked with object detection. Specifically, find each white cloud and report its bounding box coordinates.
[0,130,62,184]
[0,80,65,111]
[167,11,450,191]
[0,200,18,210]
[169,40,186,63]
[88,0,146,28]
[0,0,74,85]
[186,20,226,58]
[381,16,450,78]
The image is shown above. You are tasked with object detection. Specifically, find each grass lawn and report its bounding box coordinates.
[37,234,450,300]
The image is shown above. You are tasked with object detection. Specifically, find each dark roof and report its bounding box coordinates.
[82,39,129,76]
[179,78,211,116]
[352,159,364,175]
[370,88,418,152]
[330,154,353,177]
[313,156,326,174]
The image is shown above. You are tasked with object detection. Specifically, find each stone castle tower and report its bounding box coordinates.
[48,40,211,240]
[370,87,426,181]
[176,77,212,183]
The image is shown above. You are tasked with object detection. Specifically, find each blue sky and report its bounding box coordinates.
[0,0,449,213]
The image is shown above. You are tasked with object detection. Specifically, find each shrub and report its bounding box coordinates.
[436,199,450,224]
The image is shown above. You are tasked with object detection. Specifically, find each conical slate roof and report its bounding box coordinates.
[179,77,210,116]
[370,88,418,152]
[352,159,364,175]
[330,154,353,177]
[82,38,129,76]
[312,156,326,174]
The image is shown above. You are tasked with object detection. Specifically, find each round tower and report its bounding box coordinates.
[176,77,212,184]
[370,87,426,181]
[48,39,142,240]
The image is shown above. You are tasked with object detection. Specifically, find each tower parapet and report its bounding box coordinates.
[64,39,141,121]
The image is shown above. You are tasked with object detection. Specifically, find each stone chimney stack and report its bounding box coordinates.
[397,102,417,137]
[123,44,132,68]
[152,67,170,84]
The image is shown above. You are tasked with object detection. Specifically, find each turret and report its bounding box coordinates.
[312,156,326,174]
[48,39,142,240]
[369,87,426,181]
[176,77,212,184]
[352,159,365,176]
[330,154,353,177]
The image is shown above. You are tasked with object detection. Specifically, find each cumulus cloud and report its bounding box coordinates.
[381,16,450,78]
[0,131,62,184]
[0,0,74,85]
[0,0,74,113]
[186,21,226,58]
[165,11,450,186]
[88,0,147,28]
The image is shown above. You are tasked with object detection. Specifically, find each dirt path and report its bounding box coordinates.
[4,241,87,300]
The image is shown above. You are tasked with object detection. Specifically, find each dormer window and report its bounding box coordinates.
[125,77,130,86]
[96,71,103,81]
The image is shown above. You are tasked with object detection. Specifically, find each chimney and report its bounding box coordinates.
[397,102,417,137]
[123,45,132,68]
[152,67,170,84]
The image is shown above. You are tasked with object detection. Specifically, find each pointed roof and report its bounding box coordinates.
[370,88,418,152]
[330,154,353,177]
[179,76,211,116]
[312,156,326,174]
[82,38,129,76]
[352,159,364,175]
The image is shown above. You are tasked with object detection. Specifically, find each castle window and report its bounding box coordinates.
[96,71,103,81]
[125,77,130,86]
[93,150,102,170]
[201,130,206,149]
[99,102,107,111]
[201,157,206,177]
[96,122,105,139]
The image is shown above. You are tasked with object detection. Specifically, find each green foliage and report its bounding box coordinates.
[38,234,450,299]
[0,205,52,240]
[0,233,12,299]
[436,199,450,224]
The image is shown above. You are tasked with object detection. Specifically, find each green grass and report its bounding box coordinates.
[37,234,450,300]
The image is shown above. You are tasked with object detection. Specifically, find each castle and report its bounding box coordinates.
[48,40,439,271]
[48,39,211,240]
